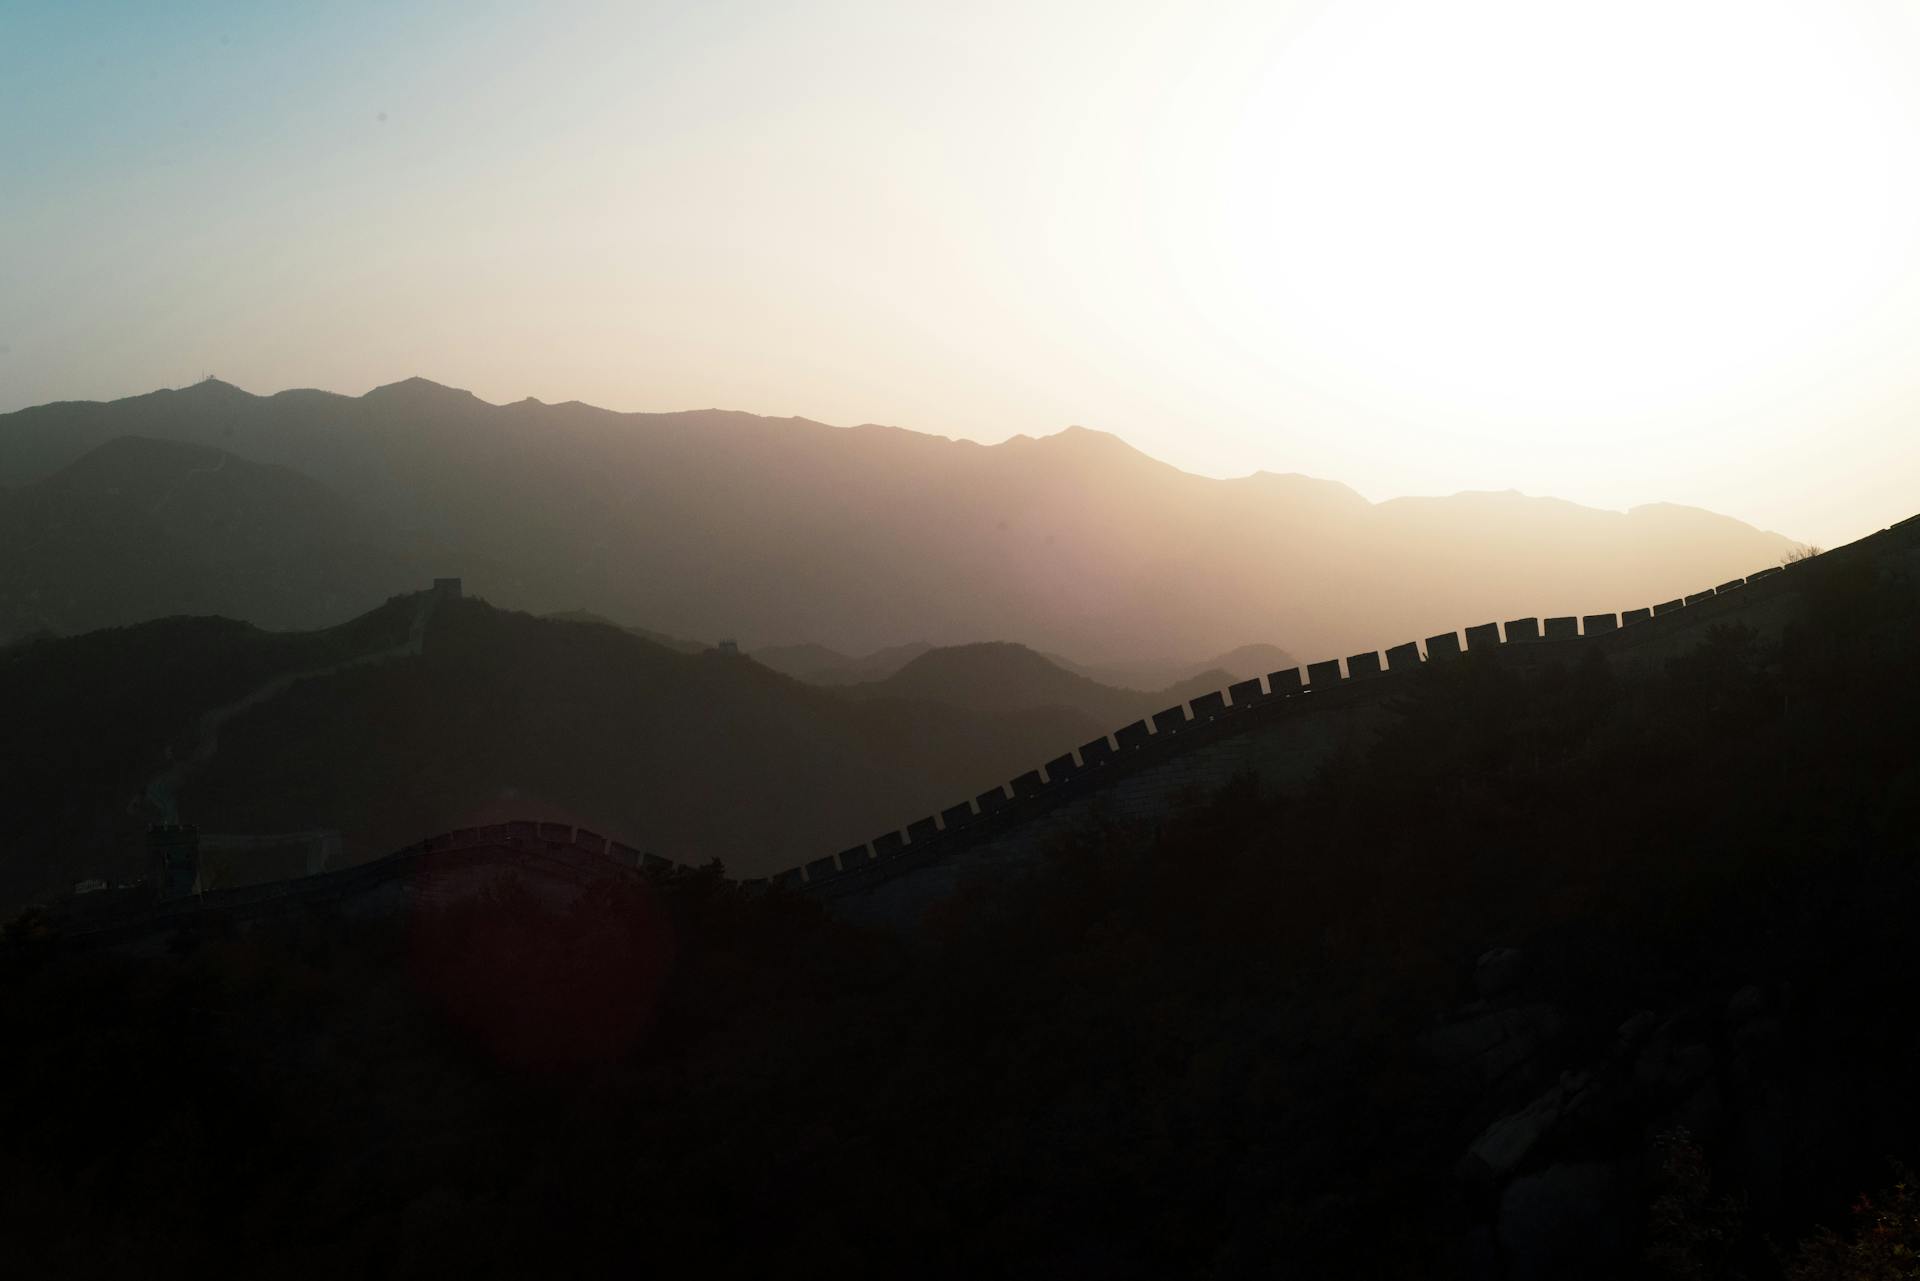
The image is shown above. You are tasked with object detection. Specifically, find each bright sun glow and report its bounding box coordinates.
[7,0,1920,548]
[1219,1,1904,411]
[1117,0,1920,507]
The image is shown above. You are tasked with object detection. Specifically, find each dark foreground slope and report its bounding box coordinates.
[0,596,1105,906]
[5,555,1917,1278]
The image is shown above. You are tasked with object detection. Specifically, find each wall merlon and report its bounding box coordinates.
[1115,720,1152,751]
[1014,769,1047,796]
[1152,706,1188,736]
[1386,642,1421,672]
[1544,616,1578,640]
[1507,618,1542,643]
[976,786,1011,814]
[611,841,644,868]
[906,816,939,844]
[940,801,976,830]
[1746,566,1782,583]
[537,821,571,844]
[838,845,871,871]
[1044,754,1079,784]
[1269,668,1303,695]
[1228,678,1264,707]
[1716,578,1746,593]
[572,829,606,855]
[1189,691,1226,720]
[1622,607,1652,626]
[1306,659,1343,687]
[507,820,538,843]
[1685,590,1716,605]
[872,831,906,858]
[1426,631,1463,661]
[1080,737,1117,766]
[1347,651,1382,678]
[1582,613,1617,635]
[806,855,840,882]
[1465,623,1501,651]
[1654,599,1684,616]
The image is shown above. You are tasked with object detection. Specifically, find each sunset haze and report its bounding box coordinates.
[8,1,1920,548]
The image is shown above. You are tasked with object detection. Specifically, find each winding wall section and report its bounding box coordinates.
[44,512,1920,944]
[781,514,1920,927]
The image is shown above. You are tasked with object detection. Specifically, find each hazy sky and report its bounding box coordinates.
[5,0,1920,548]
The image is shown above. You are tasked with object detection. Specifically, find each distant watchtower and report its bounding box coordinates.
[432,577,463,601]
[147,824,201,899]
[716,639,739,657]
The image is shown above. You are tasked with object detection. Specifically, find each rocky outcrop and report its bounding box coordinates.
[1430,967,1890,1279]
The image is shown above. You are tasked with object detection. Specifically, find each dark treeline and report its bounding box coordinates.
[4,558,1918,1278]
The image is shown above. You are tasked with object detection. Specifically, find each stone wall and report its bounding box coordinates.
[788,512,1920,927]
[54,513,1920,943]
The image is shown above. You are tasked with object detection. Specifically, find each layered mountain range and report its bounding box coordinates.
[0,378,1796,659]
[0,595,1246,907]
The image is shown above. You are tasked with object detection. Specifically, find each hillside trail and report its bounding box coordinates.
[139,590,441,824]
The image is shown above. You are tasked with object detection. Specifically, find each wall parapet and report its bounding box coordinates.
[55,515,1920,936]
[776,514,1920,900]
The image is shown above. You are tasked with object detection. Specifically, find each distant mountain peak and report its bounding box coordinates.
[172,377,255,401]
[362,376,481,405]
[1048,424,1128,447]
[1014,424,1157,465]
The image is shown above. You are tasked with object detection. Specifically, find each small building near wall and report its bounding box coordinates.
[146,824,201,899]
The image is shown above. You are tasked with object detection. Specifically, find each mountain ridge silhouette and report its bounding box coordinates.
[0,379,1797,661]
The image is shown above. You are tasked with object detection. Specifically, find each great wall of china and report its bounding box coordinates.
[783,512,1920,927]
[44,512,1920,946]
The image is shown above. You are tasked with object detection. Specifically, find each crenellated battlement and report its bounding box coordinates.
[46,514,1920,942]
[770,512,1920,917]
